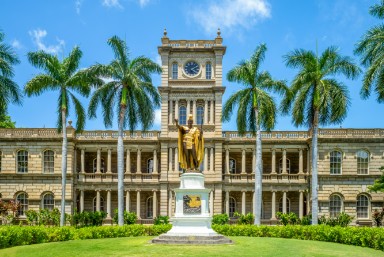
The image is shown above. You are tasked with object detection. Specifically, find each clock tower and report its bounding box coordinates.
[157,29,226,215]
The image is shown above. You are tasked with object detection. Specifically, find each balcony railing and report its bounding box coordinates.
[223,173,307,183]
[77,172,160,183]
[75,130,160,140]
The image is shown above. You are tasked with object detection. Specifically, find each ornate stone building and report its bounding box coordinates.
[0,32,383,225]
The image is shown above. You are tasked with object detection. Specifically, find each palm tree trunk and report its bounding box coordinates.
[60,110,67,227]
[311,111,319,225]
[254,108,263,225]
[117,107,126,226]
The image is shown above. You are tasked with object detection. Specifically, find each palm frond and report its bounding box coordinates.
[24,74,59,97]
[69,92,86,132]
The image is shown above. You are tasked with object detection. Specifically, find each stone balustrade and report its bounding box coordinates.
[223,173,307,183]
[77,172,160,183]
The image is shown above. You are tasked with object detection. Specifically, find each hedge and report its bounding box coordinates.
[2,224,384,251]
[0,224,172,249]
[212,224,384,250]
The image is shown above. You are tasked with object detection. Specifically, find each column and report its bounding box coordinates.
[252,149,256,173]
[204,100,208,124]
[210,100,214,124]
[168,190,173,216]
[125,190,130,212]
[96,190,101,212]
[192,100,196,124]
[81,149,85,173]
[299,190,304,219]
[107,190,111,218]
[241,149,246,174]
[242,191,246,215]
[307,149,310,174]
[169,100,173,125]
[174,148,178,172]
[153,149,158,173]
[225,148,230,174]
[126,149,130,173]
[210,148,214,172]
[136,149,141,174]
[107,148,112,173]
[175,100,179,119]
[282,149,287,174]
[225,191,230,215]
[306,191,310,215]
[299,149,303,174]
[80,190,84,212]
[271,191,276,219]
[271,149,276,174]
[252,191,256,216]
[169,148,173,172]
[210,190,214,216]
[187,100,191,116]
[282,191,287,214]
[136,190,141,219]
[204,148,208,172]
[153,190,157,218]
[96,148,101,173]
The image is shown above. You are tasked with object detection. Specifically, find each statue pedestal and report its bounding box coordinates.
[152,173,232,244]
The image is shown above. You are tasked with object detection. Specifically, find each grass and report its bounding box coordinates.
[0,236,383,257]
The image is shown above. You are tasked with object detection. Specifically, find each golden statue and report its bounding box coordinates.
[174,114,204,171]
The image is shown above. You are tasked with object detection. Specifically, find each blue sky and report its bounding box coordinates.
[1,0,381,131]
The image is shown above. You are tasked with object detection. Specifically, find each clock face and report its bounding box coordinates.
[184,61,200,76]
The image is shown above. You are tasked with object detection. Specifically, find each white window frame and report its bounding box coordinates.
[43,150,55,174]
[329,194,342,218]
[357,194,369,219]
[146,196,153,218]
[229,158,236,174]
[357,150,369,175]
[179,106,187,125]
[92,158,105,173]
[278,197,291,213]
[42,193,55,210]
[229,197,236,218]
[16,192,28,216]
[330,151,342,175]
[172,63,178,79]
[206,62,212,79]
[17,150,28,173]
[147,158,154,173]
[196,106,204,125]
[93,196,105,212]
[278,158,290,174]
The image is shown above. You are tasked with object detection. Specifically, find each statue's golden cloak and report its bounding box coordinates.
[177,126,204,170]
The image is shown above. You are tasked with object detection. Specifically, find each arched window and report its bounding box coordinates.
[17,150,28,173]
[43,150,54,173]
[329,194,342,218]
[229,197,236,217]
[278,197,290,213]
[330,151,342,174]
[93,158,105,173]
[196,106,204,125]
[16,192,28,216]
[206,62,212,79]
[357,195,369,219]
[278,158,290,174]
[172,62,178,79]
[179,106,187,125]
[93,196,105,212]
[229,158,236,174]
[357,150,369,174]
[42,193,55,210]
[147,158,154,173]
[146,196,153,218]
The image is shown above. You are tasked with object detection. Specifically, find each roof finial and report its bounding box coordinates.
[163,28,167,37]
[217,28,221,37]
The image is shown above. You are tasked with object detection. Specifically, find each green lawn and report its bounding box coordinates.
[0,236,383,257]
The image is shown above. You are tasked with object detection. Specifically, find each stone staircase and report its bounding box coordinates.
[151,234,233,245]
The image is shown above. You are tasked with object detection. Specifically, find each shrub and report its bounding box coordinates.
[154,215,169,225]
[113,209,137,225]
[72,211,107,227]
[318,212,353,227]
[234,212,254,225]
[212,214,229,225]
[372,208,384,227]
[276,212,300,225]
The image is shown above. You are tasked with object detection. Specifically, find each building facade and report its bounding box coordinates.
[1,31,383,225]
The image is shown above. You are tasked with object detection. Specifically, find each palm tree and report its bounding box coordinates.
[0,31,22,116]
[87,36,161,226]
[355,1,384,102]
[281,46,360,225]
[25,47,102,226]
[222,44,287,225]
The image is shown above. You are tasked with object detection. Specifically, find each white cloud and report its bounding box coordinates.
[75,0,84,14]
[11,39,22,49]
[139,0,150,7]
[189,0,271,34]
[28,29,65,54]
[102,0,123,9]
[154,109,161,127]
